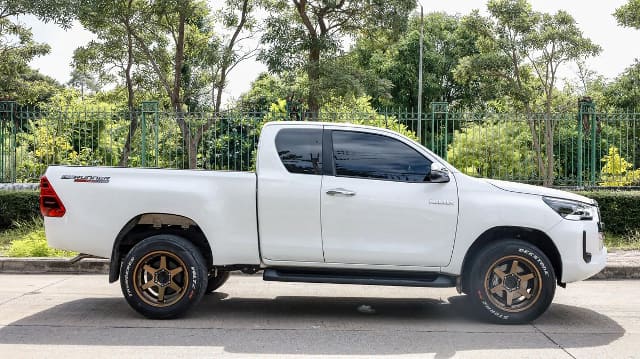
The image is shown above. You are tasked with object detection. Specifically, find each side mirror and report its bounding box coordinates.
[429,169,450,183]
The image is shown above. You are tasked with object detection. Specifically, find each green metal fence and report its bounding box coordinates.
[1,100,639,187]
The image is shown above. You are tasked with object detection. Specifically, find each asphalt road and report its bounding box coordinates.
[0,274,637,358]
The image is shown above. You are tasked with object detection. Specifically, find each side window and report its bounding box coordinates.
[275,128,323,175]
[332,131,432,182]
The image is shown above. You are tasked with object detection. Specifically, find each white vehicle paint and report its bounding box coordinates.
[42,121,607,321]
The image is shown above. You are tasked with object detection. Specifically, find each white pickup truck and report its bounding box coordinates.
[41,121,606,323]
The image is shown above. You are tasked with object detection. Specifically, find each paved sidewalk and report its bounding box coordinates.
[607,250,640,266]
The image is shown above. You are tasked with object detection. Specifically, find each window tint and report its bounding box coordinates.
[332,131,432,182]
[275,128,323,175]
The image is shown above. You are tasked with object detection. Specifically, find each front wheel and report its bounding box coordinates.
[120,234,208,319]
[466,240,556,324]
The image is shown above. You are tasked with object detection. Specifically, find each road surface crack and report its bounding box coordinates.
[532,323,577,359]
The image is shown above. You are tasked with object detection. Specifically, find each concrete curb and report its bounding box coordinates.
[0,258,110,274]
[0,258,637,279]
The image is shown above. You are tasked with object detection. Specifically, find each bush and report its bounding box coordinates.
[0,191,40,230]
[578,191,640,236]
[7,226,75,257]
[2,217,75,257]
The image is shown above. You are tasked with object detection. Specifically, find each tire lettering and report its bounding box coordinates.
[518,248,550,276]
[124,256,136,297]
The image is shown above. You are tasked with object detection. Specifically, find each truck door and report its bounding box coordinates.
[320,129,458,267]
[257,125,325,262]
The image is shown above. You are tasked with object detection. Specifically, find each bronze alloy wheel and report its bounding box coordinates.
[132,250,189,307]
[483,255,542,313]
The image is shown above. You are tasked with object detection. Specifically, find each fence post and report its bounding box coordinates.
[0,101,17,183]
[430,102,449,156]
[577,104,584,187]
[590,102,597,186]
[141,101,159,167]
[578,98,596,187]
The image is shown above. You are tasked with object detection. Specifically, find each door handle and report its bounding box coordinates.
[326,188,356,197]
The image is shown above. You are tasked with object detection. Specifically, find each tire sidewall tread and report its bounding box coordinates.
[120,234,208,319]
[467,239,556,324]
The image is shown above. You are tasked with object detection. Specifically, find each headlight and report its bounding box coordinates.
[542,197,594,220]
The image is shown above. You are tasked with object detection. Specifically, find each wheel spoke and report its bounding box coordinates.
[169,281,182,293]
[170,267,183,275]
[141,281,155,290]
[517,285,532,299]
[159,255,167,270]
[143,264,157,275]
[157,286,166,302]
[493,268,506,279]
[506,290,517,306]
[510,260,520,274]
[490,284,505,296]
[519,273,534,282]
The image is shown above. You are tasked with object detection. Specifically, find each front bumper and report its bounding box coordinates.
[547,216,607,283]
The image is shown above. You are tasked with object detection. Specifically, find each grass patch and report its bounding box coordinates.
[605,231,640,251]
[0,217,76,257]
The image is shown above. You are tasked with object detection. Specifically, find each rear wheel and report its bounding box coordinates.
[205,270,230,294]
[120,234,208,319]
[466,240,556,324]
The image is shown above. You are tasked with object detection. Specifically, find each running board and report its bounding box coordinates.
[263,268,456,288]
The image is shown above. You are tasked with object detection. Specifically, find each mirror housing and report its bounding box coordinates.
[429,169,450,183]
[428,163,450,183]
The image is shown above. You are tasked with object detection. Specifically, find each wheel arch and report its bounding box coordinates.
[108,213,213,283]
[459,226,563,293]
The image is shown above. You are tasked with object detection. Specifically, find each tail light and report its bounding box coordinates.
[40,176,66,217]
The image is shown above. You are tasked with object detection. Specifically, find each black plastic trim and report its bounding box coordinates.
[322,128,335,176]
[582,230,592,263]
[263,268,456,288]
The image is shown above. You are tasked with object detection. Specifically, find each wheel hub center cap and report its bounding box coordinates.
[503,274,521,291]
[154,269,171,287]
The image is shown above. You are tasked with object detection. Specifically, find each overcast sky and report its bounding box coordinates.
[24,0,639,105]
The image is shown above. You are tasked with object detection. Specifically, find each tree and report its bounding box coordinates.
[614,0,640,29]
[0,1,75,26]
[526,9,601,185]
[0,1,76,104]
[74,0,147,166]
[603,60,640,111]
[454,0,600,186]
[259,0,414,115]
[211,0,258,113]
[350,12,484,110]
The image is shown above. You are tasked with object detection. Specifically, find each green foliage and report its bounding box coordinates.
[579,191,640,236]
[0,191,39,230]
[603,60,640,111]
[615,0,640,29]
[352,12,484,110]
[259,0,415,112]
[320,96,418,141]
[7,228,76,257]
[447,119,537,179]
[599,146,640,186]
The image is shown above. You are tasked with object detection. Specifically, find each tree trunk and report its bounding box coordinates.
[119,28,137,167]
[524,103,546,183]
[543,101,555,186]
[306,45,321,117]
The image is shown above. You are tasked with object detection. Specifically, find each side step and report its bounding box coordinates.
[263,268,456,288]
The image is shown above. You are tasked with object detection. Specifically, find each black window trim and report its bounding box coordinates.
[328,129,434,184]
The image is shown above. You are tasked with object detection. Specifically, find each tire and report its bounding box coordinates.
[205,271,230,294]
[466,239,556,324]
[120,234,208,319]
